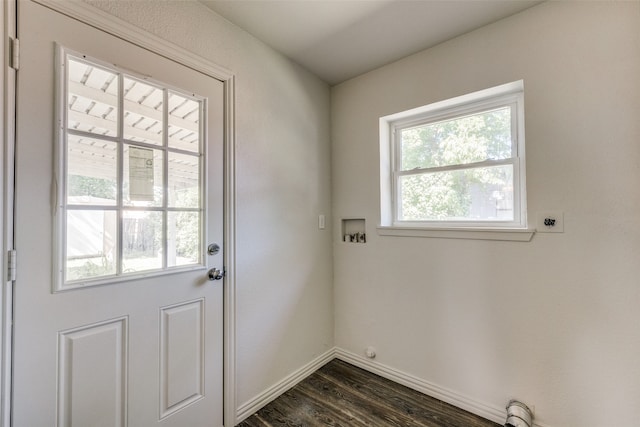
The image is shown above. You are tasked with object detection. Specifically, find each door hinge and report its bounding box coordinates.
[7,250,16,282]
[9,37,19,70]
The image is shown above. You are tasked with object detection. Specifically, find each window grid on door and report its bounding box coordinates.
[56,47,207,290]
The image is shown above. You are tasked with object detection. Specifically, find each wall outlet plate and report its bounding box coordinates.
[536,211,564,233]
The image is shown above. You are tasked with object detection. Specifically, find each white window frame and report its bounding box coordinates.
[53,46,208,291]
[379,81,532,241]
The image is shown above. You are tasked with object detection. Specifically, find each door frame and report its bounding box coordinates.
[1,1,17,426]
[9,1,238,425]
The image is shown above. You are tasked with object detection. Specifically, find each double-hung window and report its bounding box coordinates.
[56,47,206,290]
[380,81,527,231]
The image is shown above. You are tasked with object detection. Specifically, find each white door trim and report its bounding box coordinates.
[1,1,16,426]
[25,1,238,425]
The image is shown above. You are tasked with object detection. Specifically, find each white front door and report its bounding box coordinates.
[13,2,224,425]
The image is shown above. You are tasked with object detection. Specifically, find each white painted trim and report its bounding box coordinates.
[334,348,552,427]
[1,2,16,426]
[32,0,233,80]
[334,348,504,424]
[222,74,237,427]
[377,225,535,242]
[236,348,337,424]
[26,1,238,425]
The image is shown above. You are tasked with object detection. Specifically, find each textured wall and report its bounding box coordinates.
[84,0,334,416]
[331,2,640,426]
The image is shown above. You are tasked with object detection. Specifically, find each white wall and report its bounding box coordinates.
[331,2,640,426]
[84,0,334,418]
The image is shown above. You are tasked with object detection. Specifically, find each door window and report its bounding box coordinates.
[57,47,206,290]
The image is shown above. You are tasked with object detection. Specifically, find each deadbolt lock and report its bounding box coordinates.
[207,243,220,256]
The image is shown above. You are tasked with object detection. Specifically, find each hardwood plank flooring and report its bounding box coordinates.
[237,359,500,427]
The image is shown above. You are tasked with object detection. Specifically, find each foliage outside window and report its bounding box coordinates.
[56,47,206,289]
[380,81,527,230]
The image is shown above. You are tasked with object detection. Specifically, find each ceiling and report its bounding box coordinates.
[200,0,542,85]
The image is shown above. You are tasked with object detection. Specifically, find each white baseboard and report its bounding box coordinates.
[236,346,551,427]
[235,348,337,423]
[334,348,551,427]
[333,348,506,424]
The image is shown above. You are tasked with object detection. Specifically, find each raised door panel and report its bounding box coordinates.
[160,299,204,419]
[57,318,128,427]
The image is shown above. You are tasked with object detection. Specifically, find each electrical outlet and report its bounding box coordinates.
[536,211,564,233]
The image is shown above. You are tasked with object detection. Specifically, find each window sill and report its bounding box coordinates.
[376,225,535,242]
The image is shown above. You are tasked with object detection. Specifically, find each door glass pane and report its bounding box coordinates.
[167,211,201,267]
[399,164,514,221]
[67,134,117,206]
[66,210,117,281]
[124,77,163,145]
[61,51,209,286]
[123,145,164,207]
[122,211,163,273]
[168,91,200,153]
[168,152,200,208]
[67,58,118,137]
[400,107,512,171]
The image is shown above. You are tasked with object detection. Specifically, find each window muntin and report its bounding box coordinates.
[58,48,206,289]
[382,81,526,229]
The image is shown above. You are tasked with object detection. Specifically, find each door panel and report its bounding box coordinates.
[160,299,205,419]
[14,2,224,425]
[57,318,128,426]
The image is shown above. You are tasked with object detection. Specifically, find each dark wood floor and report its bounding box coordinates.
[237,359,500,427]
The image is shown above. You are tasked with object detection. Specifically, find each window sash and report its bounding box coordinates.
[393,159,521,225]
[393,101,518,172]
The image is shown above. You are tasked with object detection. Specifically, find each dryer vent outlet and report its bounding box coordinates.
[505,400,533,427]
